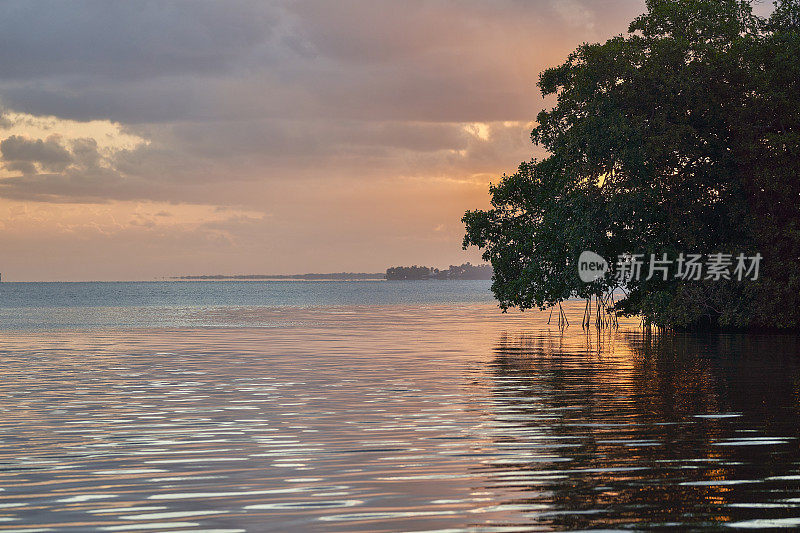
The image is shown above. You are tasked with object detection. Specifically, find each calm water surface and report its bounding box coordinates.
[0,282,799,531]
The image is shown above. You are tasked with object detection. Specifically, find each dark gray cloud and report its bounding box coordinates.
[0,134,72,172]
[0,1,278,81]
[4,160,36,174]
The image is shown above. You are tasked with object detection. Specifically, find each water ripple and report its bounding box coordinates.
[0,302,797,531]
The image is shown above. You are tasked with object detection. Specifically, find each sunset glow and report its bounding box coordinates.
[0,0,649,280]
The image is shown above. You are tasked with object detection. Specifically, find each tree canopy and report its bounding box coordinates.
[463,0,800,330]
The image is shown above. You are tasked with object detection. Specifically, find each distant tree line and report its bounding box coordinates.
[173,273,385,280]
[172,264,493,282]
[385,262,493,280]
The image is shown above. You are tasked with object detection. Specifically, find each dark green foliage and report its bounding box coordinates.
[463,0,800,330]
[385,265,434,280]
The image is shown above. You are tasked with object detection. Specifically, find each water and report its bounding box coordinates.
[0,282,799,531]
[0,281,495,329]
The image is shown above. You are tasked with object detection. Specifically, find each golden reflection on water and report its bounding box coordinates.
[0,301,798,531]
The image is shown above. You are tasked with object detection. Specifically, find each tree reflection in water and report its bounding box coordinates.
[474,330,800,530]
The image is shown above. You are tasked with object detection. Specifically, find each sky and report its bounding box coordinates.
[0,0,652,281]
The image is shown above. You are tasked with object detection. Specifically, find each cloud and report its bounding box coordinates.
[0,109,11,129]
[0,1,278,81]
[0,0,643,123]
[0,131,134,202]
[0,135,73,172]
[0,119,538,204]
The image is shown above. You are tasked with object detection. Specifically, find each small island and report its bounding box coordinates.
[385,262,492,280]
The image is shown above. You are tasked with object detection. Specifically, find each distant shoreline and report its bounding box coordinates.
[171,273,385,281]
[170,263,493,281]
